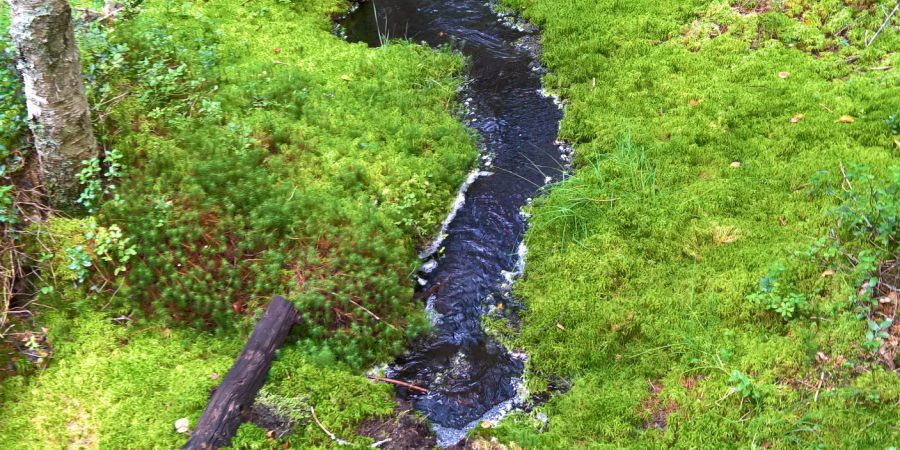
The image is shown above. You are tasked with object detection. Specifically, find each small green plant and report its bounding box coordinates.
[863,319,892,353]
[728,370,764,403]
[77,149,125,212]
[0,184,15,224]
[85,221,137,277]
[747,265,809,321]
[885,113,899,135]
[66,245,92,283]
[65,218,137,283]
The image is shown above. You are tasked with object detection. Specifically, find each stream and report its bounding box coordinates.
[339,1,565,446]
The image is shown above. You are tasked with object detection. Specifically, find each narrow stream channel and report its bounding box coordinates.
[339,2,565,446]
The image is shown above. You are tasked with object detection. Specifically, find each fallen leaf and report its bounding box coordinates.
[778,71,790,78]
[816,352,829,363]
[273,47,281,54]
[790,113,804,123]
[689,98,698,107]
[778,216,787,226]
[894,139,899,149]
[835,115,854,123]
[340,74,352,81]
[730,161,741,168]
[175,418,190,434]
[556,323,566,331]
[267,430,275,440]
[820,269,835,277]
[480,421,494,429]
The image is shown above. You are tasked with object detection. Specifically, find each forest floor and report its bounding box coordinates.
[0,0,897,449]
[0,0,476,447]
[474,0,900,448]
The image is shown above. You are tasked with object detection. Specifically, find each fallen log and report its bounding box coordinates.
[183,296,299,450]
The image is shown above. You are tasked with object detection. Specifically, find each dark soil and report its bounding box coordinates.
[356,400,438,450]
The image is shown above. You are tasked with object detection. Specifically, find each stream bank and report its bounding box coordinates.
[339,0,567,445]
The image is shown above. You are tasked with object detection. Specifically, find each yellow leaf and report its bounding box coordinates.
[835,115,854,123]
[340,74,351,81]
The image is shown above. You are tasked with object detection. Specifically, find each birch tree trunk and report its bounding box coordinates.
[7,0,97,207]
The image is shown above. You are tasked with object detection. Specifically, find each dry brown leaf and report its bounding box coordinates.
[689,99,698,107]
[835,115,854,123]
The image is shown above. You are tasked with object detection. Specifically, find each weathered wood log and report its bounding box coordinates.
[183,296,299,450]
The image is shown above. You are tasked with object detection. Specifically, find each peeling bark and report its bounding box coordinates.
[7,0,97,207]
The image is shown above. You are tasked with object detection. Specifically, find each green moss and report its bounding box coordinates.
[229,346,396,448]
[77,0,476,365]
[0,313,240,449]
[487,0,900,448]
[1,0,474,446]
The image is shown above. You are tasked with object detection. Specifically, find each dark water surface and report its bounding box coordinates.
[340,1,565,445]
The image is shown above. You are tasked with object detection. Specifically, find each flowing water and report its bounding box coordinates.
[339,1,565,445]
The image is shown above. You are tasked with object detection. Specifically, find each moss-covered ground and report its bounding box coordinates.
[1,0,898,448]
[0,0,474,447]
[476,0,900,448]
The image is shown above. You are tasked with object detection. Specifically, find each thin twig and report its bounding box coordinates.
[814,371,824,402]
[367,375,428,393]
[371,438,393,448]
[348,298,397,330]
[839,161,853,191]
[310,406,350,446]
[866,3,898,48]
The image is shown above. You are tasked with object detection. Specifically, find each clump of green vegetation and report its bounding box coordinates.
[1,0,476,446]
[229,345,396,448]
[486,0,899,447]
[0,311,241,449]
[71,0,477,368]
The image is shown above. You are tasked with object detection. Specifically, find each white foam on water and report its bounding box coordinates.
[431,374,529,447]
[418,169,492,260]
[419,258,438,273]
